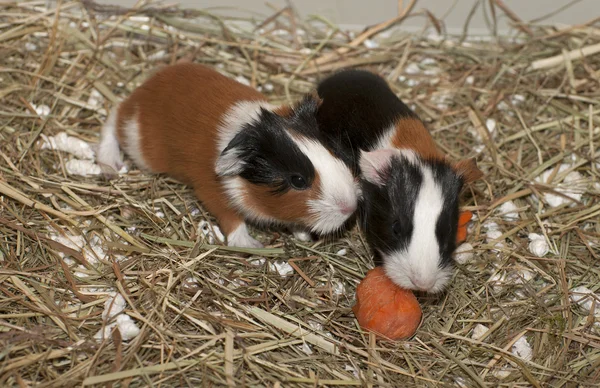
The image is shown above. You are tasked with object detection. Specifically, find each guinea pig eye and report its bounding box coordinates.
[290,175,308,190]
[392,220,402,236]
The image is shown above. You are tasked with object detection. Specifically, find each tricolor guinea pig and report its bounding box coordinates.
[316,69,483,293]
[97,62,359,248]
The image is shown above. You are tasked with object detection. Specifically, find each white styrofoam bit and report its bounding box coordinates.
[336,249,347,256]
[51,232,103,264]
[63,257,76,266]
[94,323,116,341]
[269,260,294,276]
[423,68,440,76]
[155,211,165,218]
[182,277,200,292]
[486,229,505,251]
[31,104,51,118]
[51,233,85,251]
[331,278,346,296]
[198,220,225,244]
[511,94,526,105]
[235,75,250,86]
[249,257,266,266]
[498,200,519,221]
[102,292,127,320]
[489,271,506,292]
[94,314,140,342]
[511,336,533,361]
[398,75,407,82]
[465,75,475,84]
[406,78,419,87]
[363,39,379,49]
[528,233,549,257]
[492,367,512,379]
[66,159,102,176]
[344,364,360,379]
[41,132,95,159]
[147,50,167,61]
[263,83,274,92]
[485,118,496,135]
[308,320,323,331]
[86,89,104,109]
[420,57,436,65]
[74,265,89,278]
[116,314,141,340]
[25,42,38,51]
[299,343,313,355]
[513,269,535,285]
[404,63,421,74]
[471,323,489,340]
[484,221,500,231]
[454,242,475,264]
[455,377,468,388]
[535,164,587,207]
[570,286,600,316]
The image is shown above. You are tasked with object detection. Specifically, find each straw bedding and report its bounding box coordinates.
[1,1,599,386]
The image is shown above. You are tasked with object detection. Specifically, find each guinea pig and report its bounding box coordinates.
[97,62,359,248]
[316,69,483,293]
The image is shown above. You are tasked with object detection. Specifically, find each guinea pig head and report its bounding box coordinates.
[215,94,359,234]
[358,148,482,293]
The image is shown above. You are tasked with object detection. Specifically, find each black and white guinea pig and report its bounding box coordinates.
[316,69,483,293]
[97,62,359,248]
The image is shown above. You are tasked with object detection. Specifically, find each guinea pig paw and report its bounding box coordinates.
[292,229,312,242]
[227,233,264,249]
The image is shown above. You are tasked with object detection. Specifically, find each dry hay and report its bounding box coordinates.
[1,0,600,386]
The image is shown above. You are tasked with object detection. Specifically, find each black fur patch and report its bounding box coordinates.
[429,160,463,268]
[222,102,319,194]
[360,156,422,263]
[316,69,418,174]
[360,155,463,268]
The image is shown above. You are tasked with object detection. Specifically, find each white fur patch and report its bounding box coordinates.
[215,148,245,176]
[373,124,396,150]
[215,100,275,156]
[360,148,418,186]
[215,100,274,179]
[221,176,274,225]
[291,136,359,234]
[292,227,312,242]
[97,108,124,172]
[383,161,450,293]
[120,108,150,171]
[227,223,263,248]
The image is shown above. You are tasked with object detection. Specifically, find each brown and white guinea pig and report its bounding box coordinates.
[97,62,359,248]
[316,69,483,293]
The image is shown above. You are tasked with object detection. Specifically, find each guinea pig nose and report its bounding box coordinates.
[412,277,434,291]
[339,202,356,215]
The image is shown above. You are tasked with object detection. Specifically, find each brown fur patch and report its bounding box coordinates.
[241,172,322,224]
[272,104,293,118]
[453,158,484,183]
[390,118,444,160]
[392,118,484,184]
[113,62,269,236]
[273,92,322,118]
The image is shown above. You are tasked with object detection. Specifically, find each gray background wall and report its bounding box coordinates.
[96,0,597,34]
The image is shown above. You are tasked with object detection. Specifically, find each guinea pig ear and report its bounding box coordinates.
[291,92,323,119]
[359,149,397,187]
[215,132,253,177]
[215,147,245,177]
[454,158,484,184]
